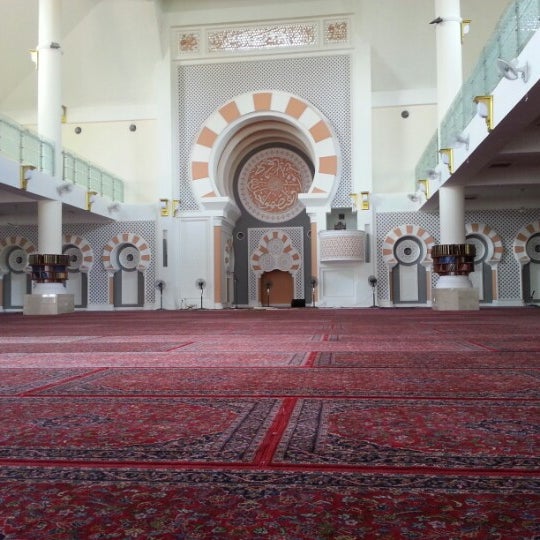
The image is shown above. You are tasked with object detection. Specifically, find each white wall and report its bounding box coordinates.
[59,120,157,204]
[372,104,437,194]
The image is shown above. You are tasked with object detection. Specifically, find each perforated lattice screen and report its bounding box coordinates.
[375,209,540,303]
[0,221,156,307]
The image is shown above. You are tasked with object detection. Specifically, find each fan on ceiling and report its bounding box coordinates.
[497,58,529,83]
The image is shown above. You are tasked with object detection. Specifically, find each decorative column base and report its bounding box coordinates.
[23,293,74,315]
[433,287,479,311]
[431,244,479,311]
[23,253,74,315]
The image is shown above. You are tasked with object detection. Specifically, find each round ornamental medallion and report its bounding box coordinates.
[117,244,140,271]
[394,237,423,265]
[526,233,540,263]
[7,247,27,273]
[238,148,312,223]
[63,245,83,271]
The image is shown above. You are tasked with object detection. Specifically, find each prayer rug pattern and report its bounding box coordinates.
[274,399,539,469]
[0,467,538,540]
[0,307,538,539]
[0,396,280,463]
[36,366,540,398]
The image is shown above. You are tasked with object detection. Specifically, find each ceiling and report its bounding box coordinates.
[0,0,538,221]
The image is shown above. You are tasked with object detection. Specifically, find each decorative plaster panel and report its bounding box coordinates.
[319,230,366,262]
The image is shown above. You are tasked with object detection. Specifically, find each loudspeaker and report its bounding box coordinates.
[291,299,306,308]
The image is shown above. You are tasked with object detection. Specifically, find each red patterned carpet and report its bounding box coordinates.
[0,307,538,539]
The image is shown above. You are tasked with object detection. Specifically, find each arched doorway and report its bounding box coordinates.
[260,269,293,307]
[190,91,340,308]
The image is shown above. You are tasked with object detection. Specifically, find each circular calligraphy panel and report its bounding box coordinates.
[238,148,312,223]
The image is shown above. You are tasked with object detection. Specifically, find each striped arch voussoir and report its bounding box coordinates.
[465,223,503,265]
[512,220,540,265]
[0,236,36,276]
[382,224,436,269]
[63,234,94,273]
[102,233,152,273]
[190,91,339,201]
[250,230,300,277]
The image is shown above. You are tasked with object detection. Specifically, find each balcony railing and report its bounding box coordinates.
[416,0,540,180]
[63,150,124,202]
[0,114,124,202]
[0,114,55,175]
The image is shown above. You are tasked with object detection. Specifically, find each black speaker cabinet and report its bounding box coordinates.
[291,299,306,307]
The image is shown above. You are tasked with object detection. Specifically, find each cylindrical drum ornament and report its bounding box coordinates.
[431,244,475,276]
[28,254,70,283]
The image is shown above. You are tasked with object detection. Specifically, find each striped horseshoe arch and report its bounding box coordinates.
[190,91,339,202]
[0,236,36,276]
[382,224,436,269]
[513,220,540,265]
[250,230,301,277]
[102,233,151,273]
[63,234,94,273]
[465,223,503,264]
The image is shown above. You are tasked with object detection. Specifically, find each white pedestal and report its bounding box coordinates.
[23,294,75,315]
[432,288,479,311]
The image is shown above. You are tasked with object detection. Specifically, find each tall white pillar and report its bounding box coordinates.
[435,0,466,248]
[24,0,73,313]
[38,0,63,179]
[38,200,62,254]
[432,0,477,308]
[432,0,478,311]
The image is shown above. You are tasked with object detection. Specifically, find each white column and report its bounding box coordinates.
[38,0,63,179]
[434,0,471,289]
[29,0,70,303]
[35,200,65,295]
[435,0,463,117]
[439,184,465,245]
[38,200,62,254]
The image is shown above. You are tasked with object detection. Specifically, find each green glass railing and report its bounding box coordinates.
[415,131,439,181]
[0,114,125,202]
[63,150,124,202]
[0,114,55,175]
[417,0,540,179]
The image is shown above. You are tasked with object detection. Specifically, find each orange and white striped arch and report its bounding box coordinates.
[190,91,339,203]
[513,220,540,265]
[465,223,503,264]
[0,236,36,276]
[102,233,151,273]
[63,234,94,273]
[382,224,436,269]
[250,230,301,278]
